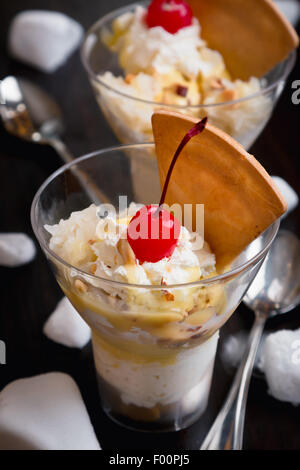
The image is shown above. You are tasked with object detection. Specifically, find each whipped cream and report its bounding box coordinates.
[45,203,215,287]
[98,5,270,150]
[107,6,225,79]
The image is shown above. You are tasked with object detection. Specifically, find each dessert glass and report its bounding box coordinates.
[81,1,296,150]
[31,144,279,432]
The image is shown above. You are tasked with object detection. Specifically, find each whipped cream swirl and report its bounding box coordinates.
[45,203,215,287]
[107,6,225,79]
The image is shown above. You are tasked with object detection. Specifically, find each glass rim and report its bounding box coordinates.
[80,1,296,110]
[31,143,280,290]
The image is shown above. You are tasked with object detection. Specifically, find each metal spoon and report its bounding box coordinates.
[0,75,107,204]
[201,229,300,450]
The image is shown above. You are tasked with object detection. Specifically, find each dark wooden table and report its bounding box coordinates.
[0,0,299,451]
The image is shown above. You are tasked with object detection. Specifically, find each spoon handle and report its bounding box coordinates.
[48,138,74,165]
[49,138,110,205]
[200,312,267,450]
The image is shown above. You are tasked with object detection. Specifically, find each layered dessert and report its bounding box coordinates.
[43,111,287,430]
[95,0,272,147]
[46,201,226,429]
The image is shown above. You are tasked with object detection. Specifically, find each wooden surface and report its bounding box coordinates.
[0,0,299,451]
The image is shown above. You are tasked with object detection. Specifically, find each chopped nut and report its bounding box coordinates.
[221,89,237,102]
[74,279,88,293]
[186,326,201,333]
[163,290,175,301]
[161,278,174,300]
[88,239,95,245]
[187,306,197,315]
[90,264,97,274]
[117,239,136,265]
[176,85,188,97]
[210,78,225,90]
[125,74,135,84]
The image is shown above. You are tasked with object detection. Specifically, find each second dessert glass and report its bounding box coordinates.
[31,144,279,432]
[81,1,296,150]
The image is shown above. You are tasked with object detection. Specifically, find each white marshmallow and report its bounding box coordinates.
[272,176,299,218]
[43,297,91,349]
[8,11,83,72]
[0,233,36,267]
[221,332,247,369]
[0,373,101,450]
[221,331,264,370]
[261,329,300,405]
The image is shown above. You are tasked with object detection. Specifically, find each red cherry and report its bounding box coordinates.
[127,205,181,263]
[127,117,208,264]
[145,0,193,34]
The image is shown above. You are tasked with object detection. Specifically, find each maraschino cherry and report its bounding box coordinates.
[145,0,193,34]
[127,117,208,263]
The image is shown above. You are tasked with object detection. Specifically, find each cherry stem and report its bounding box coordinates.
[156,116,208,215]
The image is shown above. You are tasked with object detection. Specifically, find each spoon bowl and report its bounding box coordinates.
[201,229,300,450]
[0,75,107,205]
[244,230,300,314]
[0,76,64,142]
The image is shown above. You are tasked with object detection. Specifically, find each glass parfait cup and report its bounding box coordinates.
[31,144,279,432]
[80,1,296,150]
